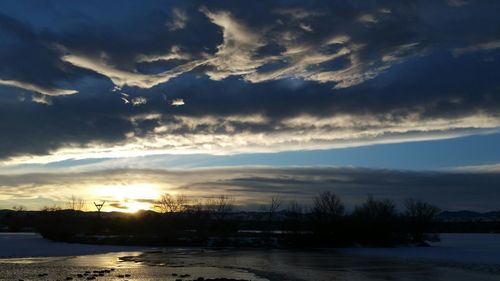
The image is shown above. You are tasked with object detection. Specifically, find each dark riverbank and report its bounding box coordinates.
[3,209,435,248]
[2,196,498,248]
[2,212,499,248]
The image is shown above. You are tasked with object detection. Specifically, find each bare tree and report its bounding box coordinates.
[66,195,86,211]
[185,199,204,214]
[286,200,303,215]
[405,199,440,221]
[206,195,235,220]
[285,200,303,231]
[154,193,189,213]
[267,195,283,221]
[405,198,441,242]
[353,195,396,222]
[352,196,399,245]
[312,191,345,219]
[41,205,62,212]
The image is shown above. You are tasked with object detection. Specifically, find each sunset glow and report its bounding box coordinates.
[92,184,160,212]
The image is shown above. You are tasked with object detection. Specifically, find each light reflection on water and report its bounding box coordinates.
[1,249,500,281]
[0,257,65,264]
[0,250,269,281]
[68,251,146,268]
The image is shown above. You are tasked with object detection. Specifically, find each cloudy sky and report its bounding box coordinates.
[1,0,499,212]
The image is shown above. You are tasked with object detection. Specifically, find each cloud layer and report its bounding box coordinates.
[1,167,499,212]
[0,0,499,162]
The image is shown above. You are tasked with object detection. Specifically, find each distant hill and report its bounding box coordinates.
[437,210,500,222]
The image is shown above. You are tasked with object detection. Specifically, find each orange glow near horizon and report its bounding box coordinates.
[91,184,160,213]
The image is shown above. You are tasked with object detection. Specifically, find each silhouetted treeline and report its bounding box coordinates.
[1,193,499,248]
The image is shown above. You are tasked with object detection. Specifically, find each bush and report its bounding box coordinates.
[405,199,440,243]
[352,196,400,246]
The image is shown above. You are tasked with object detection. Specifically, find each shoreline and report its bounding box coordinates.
[0,232,145,259]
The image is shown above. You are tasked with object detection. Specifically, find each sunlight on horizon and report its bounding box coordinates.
[91,184,161,213]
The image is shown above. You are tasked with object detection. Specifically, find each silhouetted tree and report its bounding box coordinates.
[184,199,210,233]
[206,195,235,221]
[267,195,282,221]
[66,195,86,211]
[40,205,62,212]
[37,204,81,240]
[312,191,345,221]
[353,196,399,246]
[405,199,440,243]
[258,194,283,235]
[286,200,303,219]
[204,195,235,234]
[311,191,345,241]
[284,200,304,233]
[353,196,396,221]
[6,205,26,231]
[154,193,188,213]
[186,199,205,214]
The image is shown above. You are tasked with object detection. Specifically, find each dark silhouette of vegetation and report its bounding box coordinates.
[308,191,346,246]
[283,200,303,233]
[66,196,87,211]
[154,194,188,213]
[1,191,490,248]
[405,199,441,244]
[352,196,399,246]
[267,195,282,219]
[312,191,345,218]
[205,195,235,221]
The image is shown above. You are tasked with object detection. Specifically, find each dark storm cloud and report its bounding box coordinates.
[0,13,80,96]
[0,0,500,161]
[0,78,134,158]
[1,167,499,211]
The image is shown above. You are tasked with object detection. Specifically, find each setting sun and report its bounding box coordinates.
[91,184,160,213]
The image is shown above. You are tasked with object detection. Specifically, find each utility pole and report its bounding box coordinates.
[93,201,106,235]
[94,201,106,213]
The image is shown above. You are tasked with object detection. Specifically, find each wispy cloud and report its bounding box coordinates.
[452,163,500,173]
[0,79,77,96]
[201,8,266,81]
[61,53,206,88]
[167,8,189,31]
[452,39,500,56]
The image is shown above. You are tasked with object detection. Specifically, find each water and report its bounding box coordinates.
[1,233,500,281]
[0,250,265,281]
[2,248,500,281]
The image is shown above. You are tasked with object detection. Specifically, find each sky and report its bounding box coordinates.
[0,0,499,212]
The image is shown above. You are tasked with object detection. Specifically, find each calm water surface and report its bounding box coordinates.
[1,248,500,281]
